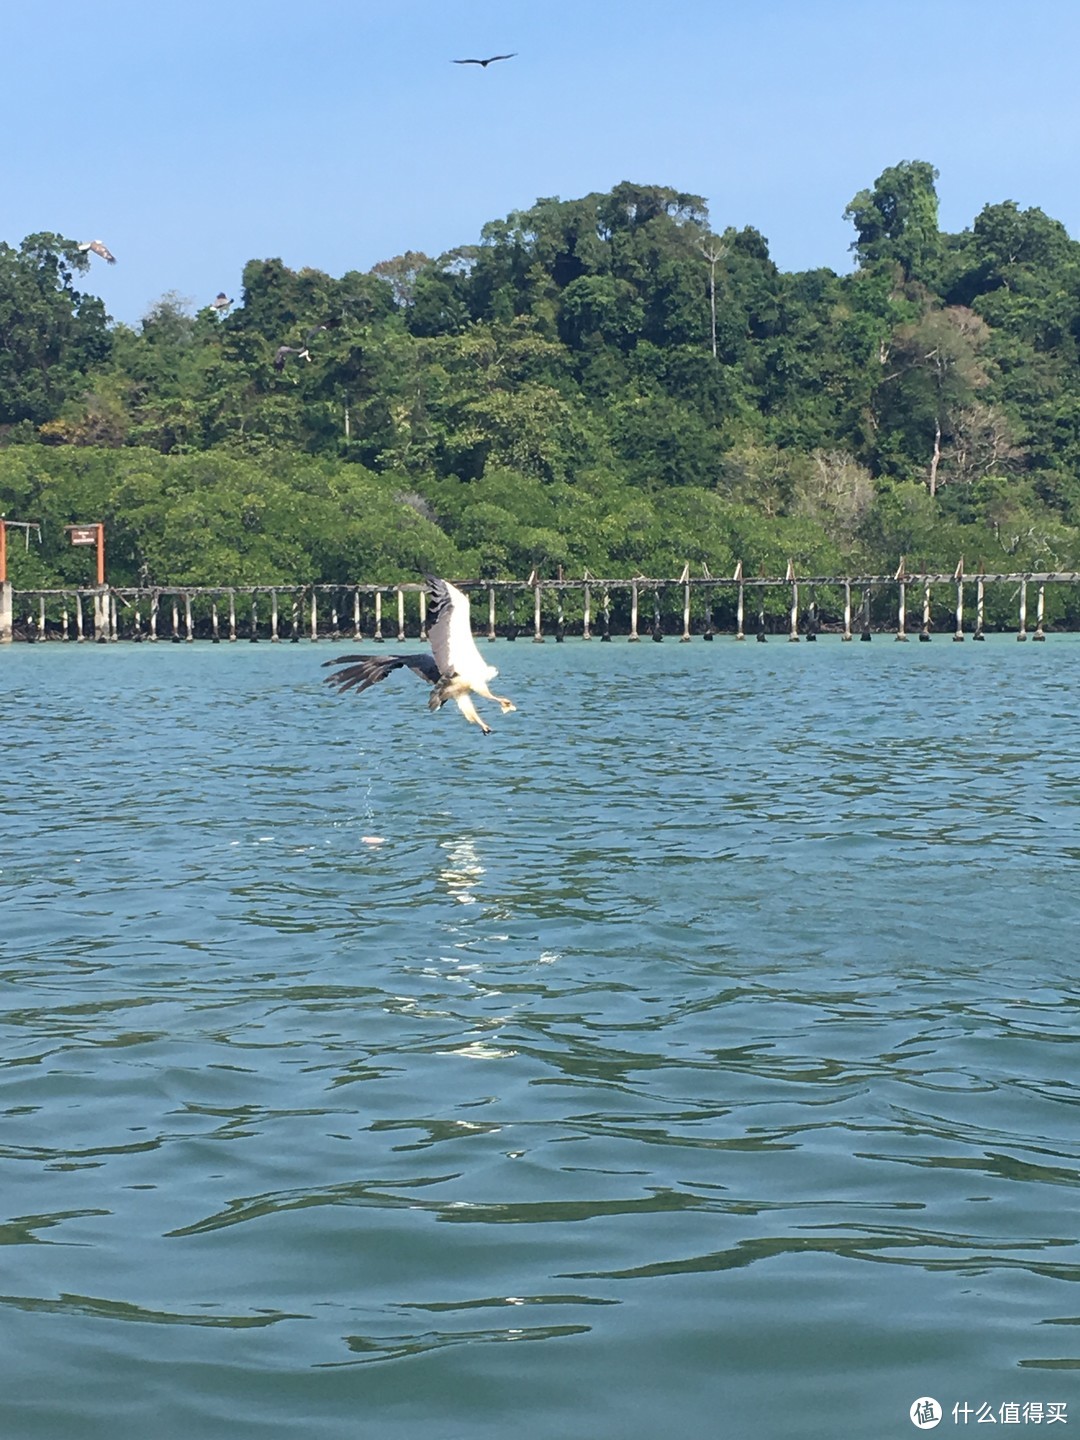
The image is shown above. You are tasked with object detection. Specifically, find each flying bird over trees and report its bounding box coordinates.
[211,292,233,312]
[304,317,342,342]
[324,577,517,736]
[273,344,312,371]
[453,52,516,67]
[77,239,116,264]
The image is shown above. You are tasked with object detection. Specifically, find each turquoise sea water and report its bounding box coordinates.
[1,635,1078,1439]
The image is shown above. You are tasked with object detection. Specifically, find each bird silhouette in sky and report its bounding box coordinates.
[211,292,233,312]
[77,239,116,264]
[453,53,516,67]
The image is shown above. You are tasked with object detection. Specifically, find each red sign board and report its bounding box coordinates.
[69,526,98,546]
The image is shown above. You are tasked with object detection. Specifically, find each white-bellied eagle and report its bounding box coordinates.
[324,577,516,735]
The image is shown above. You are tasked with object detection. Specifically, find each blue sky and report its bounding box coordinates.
[4,0,1078,326]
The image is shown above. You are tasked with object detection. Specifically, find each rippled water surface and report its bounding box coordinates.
[2,636,1079,1438]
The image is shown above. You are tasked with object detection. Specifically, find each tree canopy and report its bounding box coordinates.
[4,168,1080,590]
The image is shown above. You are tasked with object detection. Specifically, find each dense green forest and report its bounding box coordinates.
[3,161,1080,598]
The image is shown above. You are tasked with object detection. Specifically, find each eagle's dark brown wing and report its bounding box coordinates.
[323,652,442,696]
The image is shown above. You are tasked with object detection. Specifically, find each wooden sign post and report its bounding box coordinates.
[67,523,105,586]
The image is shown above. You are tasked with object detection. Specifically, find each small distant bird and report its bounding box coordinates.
[77,239,116,264]
[211,292,233,312]
[324,576,516,736]
[453,52,516,67]
[273,344,312,371]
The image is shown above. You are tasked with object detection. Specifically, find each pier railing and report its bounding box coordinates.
[0,565,1071,643]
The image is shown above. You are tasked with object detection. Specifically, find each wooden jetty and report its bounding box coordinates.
[0,563,1068,644]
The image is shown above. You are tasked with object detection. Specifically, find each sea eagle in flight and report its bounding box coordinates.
[273,344,312,371]
[324,577,516,735]
[453,52,516,66]
[211,292,233,312]
[305,317,343,341]
[77,239,116,264]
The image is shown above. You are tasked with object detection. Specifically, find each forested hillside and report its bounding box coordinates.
[3,162,1080,590]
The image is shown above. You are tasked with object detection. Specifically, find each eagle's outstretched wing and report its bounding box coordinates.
[424,576,492,685]
[323,651,441,696]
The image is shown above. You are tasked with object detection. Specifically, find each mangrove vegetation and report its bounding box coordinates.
[3,163,1080,604]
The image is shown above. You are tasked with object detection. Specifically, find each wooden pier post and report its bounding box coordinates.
[271,590,279,642]
[94,590,109,643]
[419,588,427,640]
[506,591,517,640]
[702,578,714,640]
[787,562,799,641]
[896,559,908,641]
[75,592,84,642]
[62,597,70,642]
[533,579,544,642]
[601,587,611,641]
[652,587,663,641]
[373,590,383,642]
[330,599,339,637]
[290,594,299,643]
[149,593,158,642]
[185,593,194,642]
[842,581,852,640]
[1034,583,1046,640]
[229,591,238,642]
[1018,579,1028,640]
[109,593,118,642]
[954,577,964,641]
[0,581,11,644]
[40,595,48,640]
[309,590,318,642]
[487,587,496,642]
[757,587,767,642]
[629,580,640,641]
[353,589,362,639]
[920,580,932,641]
[250,593,259,642]
[735,561,745,640]
[171,598,181,643]
[211,600,220,643]
[556,588,565,642]
[860,587,872,640]
[582,579,592,639]
[681,564,691,642]
[974,576,986,640]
